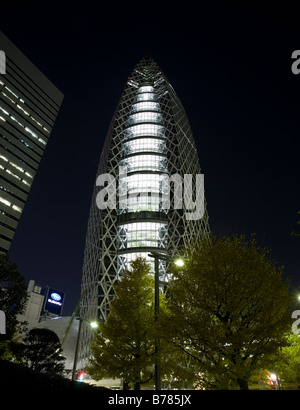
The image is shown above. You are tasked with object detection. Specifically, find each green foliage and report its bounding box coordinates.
[0,253,27,357]
[272,332,300,386]
[87,235,295,390]
[88,257,199,389]
[0,254,27,337]
[87,257,156,389]
[163,234,293,390]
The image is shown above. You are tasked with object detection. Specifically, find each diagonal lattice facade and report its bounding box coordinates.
[78,57,210,366]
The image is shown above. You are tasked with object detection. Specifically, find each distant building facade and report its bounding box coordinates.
[18,280,65,328]
[18,280,44,328]
[0,31,63,253]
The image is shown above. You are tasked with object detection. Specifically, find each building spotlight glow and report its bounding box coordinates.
[90,321,98,328]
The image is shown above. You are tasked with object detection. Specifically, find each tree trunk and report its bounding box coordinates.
[123,381,130,390]
[134,382,141,390]
[237,378,249,390]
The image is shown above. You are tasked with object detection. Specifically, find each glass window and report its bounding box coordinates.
[128,112,162,125]
[0,196,11,207]
[117,222,167,249]
[122,138,166,155]
[120,154,167,174]
[124,124,165,140]
[138,86,154,93]
[135,93,156,102]
[119,173,161,195]
[131,102,160,113]
[119,193,168,213]
[12,204,22,213]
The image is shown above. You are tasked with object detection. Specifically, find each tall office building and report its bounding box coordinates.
[79,57,210,365]
[0,31,63,253]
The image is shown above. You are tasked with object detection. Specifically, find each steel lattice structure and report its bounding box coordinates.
[78,57,210,367]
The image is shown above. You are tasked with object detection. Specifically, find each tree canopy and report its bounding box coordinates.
[272,332,300,387]
[0,253,27,347]
[13,327,66,375]
[87,257,157,389]
[87,235,294,390]
[162,234,293,389]
[88,256,195,389]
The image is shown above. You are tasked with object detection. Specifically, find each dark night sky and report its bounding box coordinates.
[1,2,299,315]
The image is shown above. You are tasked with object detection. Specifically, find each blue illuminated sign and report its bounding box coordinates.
[51,293,61,302]
[44,287,65,316]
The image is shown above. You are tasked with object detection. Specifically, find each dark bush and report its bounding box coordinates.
[0,360,108,393]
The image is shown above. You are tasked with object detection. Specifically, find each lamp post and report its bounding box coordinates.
[148,251,184,390]
[151,253,161,390]
[72,318,98,381]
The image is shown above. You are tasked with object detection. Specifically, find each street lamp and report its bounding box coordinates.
[72,318,98,381]
[148,251,184,390]
[174,258,185,267]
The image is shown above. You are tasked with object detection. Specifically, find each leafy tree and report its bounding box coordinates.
[13,328,65,375]
[271,332,300,388]
[87,257,192,389]
[87,258,156,389]
[163,234,292,390]
[0,253,27,357]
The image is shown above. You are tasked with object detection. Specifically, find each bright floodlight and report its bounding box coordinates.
[90,321,98,328]
[174,258,184,267]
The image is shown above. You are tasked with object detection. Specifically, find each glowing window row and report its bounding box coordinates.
[119,193,168,213]
[0,80,50,134]
[0,166,31,187]
[117,222,167,249]
[131,102,160,113]
[0,154,33,178]
[120,154,167,174]
[122,137,166,156]
[124,124,165,140]
[135,93,157,102]
[119,174,167,195]
[138,86,154,93]
[0,196,22,213]
[128,112,163,125]
[0,104,46,145]
[0,154,32,186]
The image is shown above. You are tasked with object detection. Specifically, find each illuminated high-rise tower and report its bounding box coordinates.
[79,57,209,364]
